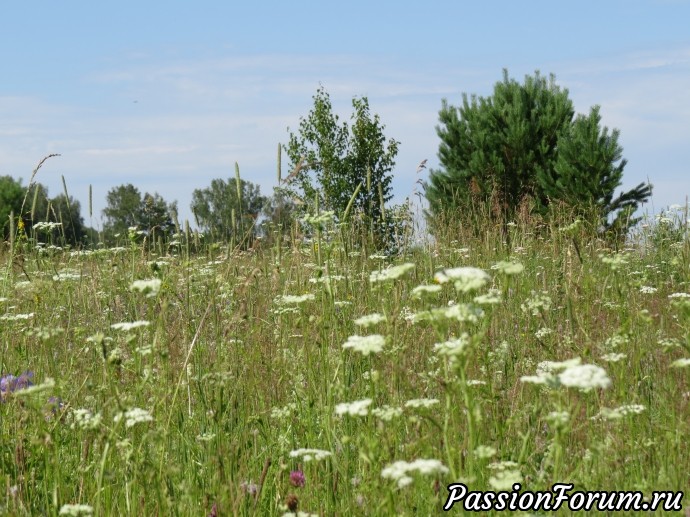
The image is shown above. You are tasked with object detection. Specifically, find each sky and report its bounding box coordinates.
[1,0,689,229]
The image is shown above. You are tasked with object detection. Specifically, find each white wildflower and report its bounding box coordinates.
[671,358,690,368]
[489,469,523,491]
[558,364,611,392]
[433,334,470,357]
[404,398,439,409]
[353,313,387,327]
[335,399,372,417]
[114,408,154,428]
[0,313,34,321]
[371,405,403,422]
[130,278,162,297]
[411,284,442,297]
[70,409,102,431]
[289,448,332,462]
[369,263,415,283]
[342,334,385,356]
[491,261,524,275]
[546,411,570,426]
[274,294,315,305]
[592,405,645,420]
[59,504,93,516]
[601,352,627,363]
[381,459,449,489]
[639,286,658,294]
[474,445,497,459]
[110,321,150,331]
[434,267,490,293]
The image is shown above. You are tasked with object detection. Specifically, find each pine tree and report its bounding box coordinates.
[426,70,651,235]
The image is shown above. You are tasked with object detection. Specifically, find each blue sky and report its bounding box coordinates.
[1,1,689,227]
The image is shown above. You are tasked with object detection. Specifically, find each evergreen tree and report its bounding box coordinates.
[426,70,651,235]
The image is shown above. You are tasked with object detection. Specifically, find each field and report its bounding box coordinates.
[1,206,690,516]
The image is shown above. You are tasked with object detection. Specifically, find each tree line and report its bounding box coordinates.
[1,70,652,249]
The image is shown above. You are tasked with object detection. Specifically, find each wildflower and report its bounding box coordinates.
[558,364,611,392]
[521,291,552,315]
[404,398,439,409]
[546,411,570,426]
[671,358,690,368]
[669,292,690,299]
[69,409,102,430]
[114,407,154,428]
[335,399,372,417]
[592,405,646,420]
[0,371,34,399]
[411,284,442,297]
[130,278,162,298]
[599,252,629,271]
[13,377,55,398]
[488,469,523,491]
[353,313,387,328]
[289,448,332,462]
[0,313,34,321]
[342,335,385,356]
[53,272,81,281]
[381,459,449,489]
[491,260,524,275]
[434,267,490,293]
[59,504,93,516]
[473,290,502,305]
[369,263,415,283]
[434,334,470,358]
[535,327,554,339]
[274,294,315,305]
[639,286,658,294]
[371,405,403,422]
[110,321,150,331]
[33,221,62,231]
[601,352,627,363]
[290,470,306,487]
[474,445,497,459]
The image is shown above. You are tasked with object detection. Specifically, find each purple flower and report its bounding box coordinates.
[289,470,306,487]
[0,371,34,400]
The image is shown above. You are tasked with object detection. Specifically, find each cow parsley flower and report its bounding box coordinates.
[289,448,332,462]
[369,263,415,283]
[411,284,442,297]
[491,261,524,275]
[558,364,611,392]
[342,334,385,356]
[434,267,490,293]
[381,459,449,489]
[353,313,387,327]
[130,278,162,297]
[114,407,154,428]
[274,294,316,305]
[70,409,102,431]
[110,320,150,331]
[59,504,93,516]
[335,399,372,417]
[404,398,439,409]
[434,334,470,357]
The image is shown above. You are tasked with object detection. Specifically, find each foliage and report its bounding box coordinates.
[190,177,266,243]
[285,86,399,243]
[102,184,177,241]
[0,176,24,239]
[0,211,689,515]
[426,70,652,237]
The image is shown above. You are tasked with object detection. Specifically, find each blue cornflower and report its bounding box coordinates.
[0,371,34,401]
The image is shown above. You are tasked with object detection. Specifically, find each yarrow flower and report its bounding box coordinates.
[491,260,524,275]
[381,459,449,489]
[59,504,93,516]
[404,398,439,409]
[130,278,162,297]
[592,404,646,421]
[411,284,442,297]
[114,407,154,428]
[369,263,415,283]
[335,398,372,417]
[521,358,611,392]
[289,448,332,462]
[342,334,385,356]
[110,321,150,331]
[353,313,387,327]
[70,409,103,431]
[274,294,316,305]
[434,267,490,293]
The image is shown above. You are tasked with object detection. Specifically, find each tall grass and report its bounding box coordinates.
[1,201,689,515]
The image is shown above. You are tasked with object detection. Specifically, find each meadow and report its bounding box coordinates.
[1,204,690,516]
